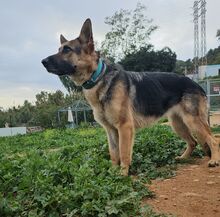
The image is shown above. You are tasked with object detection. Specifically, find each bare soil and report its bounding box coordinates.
[144,157,220,217]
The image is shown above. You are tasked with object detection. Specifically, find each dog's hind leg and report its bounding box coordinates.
[169,113,197,159]
[196,96,211,157]
[183,115,220,166]
[180,94,220,166]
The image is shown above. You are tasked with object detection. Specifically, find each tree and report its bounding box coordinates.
[17,100,34,124]
[0,90,85,128]
[120,46,177,72]
[34,90,67,128]
[206,46,220,65]
[175,59,194,75]
[101,2,158,61]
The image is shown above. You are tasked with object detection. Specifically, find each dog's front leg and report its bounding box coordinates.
[105,127,120,166]
[118,122,134,176]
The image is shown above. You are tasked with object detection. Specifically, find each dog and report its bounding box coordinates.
[42,18,220,175]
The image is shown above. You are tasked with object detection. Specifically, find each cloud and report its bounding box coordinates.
[0,0,219,108]
[0,85,62,109]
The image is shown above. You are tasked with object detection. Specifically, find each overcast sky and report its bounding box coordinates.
[0,0,219,108]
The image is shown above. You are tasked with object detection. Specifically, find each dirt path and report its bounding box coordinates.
[144,157,220,217]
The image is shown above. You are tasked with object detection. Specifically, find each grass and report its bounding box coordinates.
[0,125,201,217]
[212,125,220,134]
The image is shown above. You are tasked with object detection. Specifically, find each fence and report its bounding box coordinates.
[0,127,26,137]
[198,79,220,111]
[0,126,44,137]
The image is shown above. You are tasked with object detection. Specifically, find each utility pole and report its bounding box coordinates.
[193,1,199,73]
[193,0,207,73]
[200,0,207,65]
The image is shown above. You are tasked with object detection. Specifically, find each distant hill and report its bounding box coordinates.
[206,46,220,65]
[175,46,220,74]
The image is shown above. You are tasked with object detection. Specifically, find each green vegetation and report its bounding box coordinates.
[206,46,220,65]
[120,46,176,73]
[0,91,90,128]
[175,59,194,75]
[175,46,220,75]
[212,125,220,134]
[101,2,158,61]
[0,125,192,216]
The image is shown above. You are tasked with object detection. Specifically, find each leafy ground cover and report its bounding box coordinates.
[0,125,200,216]
[211,125,220,134]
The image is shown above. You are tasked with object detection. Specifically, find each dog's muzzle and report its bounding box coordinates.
[41,56,76,76]
[41,58,50,68]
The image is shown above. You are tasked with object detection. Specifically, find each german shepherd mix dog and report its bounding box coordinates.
[42,19,220,175]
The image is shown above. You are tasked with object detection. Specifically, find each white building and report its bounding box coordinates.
[198,64,220,79]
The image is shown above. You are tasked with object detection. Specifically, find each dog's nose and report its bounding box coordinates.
[41,58,49,67]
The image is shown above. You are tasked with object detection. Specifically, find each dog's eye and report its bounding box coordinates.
[62,46,72,54]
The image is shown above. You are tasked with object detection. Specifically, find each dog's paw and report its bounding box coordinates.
[208,159,220,167]
[120,166,129,176]
[175,155,187,160]
[175,156,182,160]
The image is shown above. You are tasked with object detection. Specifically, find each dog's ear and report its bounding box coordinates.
[60,34,67,44]
[79,19,93,46]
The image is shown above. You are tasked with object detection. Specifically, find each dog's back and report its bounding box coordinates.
[99,66,206,118]
[126,71,206,117]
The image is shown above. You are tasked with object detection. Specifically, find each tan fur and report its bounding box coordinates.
[169,113,197,159]
[166,95,220,166]
[84,81,136,175]
[68,48,98,85]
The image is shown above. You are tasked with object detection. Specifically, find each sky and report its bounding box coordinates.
[0,0,219,109]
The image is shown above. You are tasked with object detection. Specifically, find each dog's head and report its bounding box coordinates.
[42,19,98,85]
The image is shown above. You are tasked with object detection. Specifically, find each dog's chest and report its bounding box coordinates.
[84,88,110,125]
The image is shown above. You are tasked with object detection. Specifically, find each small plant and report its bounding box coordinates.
[130,125,186,180]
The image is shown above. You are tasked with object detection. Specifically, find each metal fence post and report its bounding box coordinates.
[206,80,210,109]
[206,80,210,125]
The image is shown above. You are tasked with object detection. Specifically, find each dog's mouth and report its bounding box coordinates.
[41,57,76,76]
[44,67,75,76]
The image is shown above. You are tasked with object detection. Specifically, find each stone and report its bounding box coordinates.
[206,181,215,185]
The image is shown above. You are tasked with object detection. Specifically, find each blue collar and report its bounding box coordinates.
[82,59,106,89]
